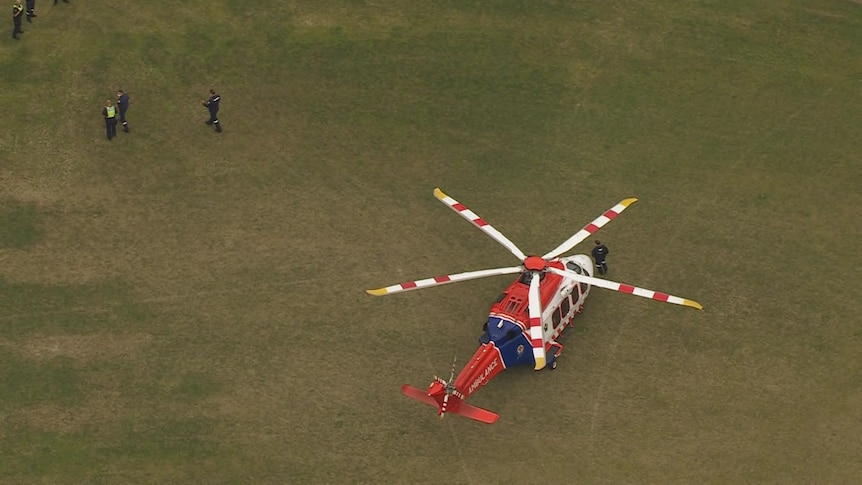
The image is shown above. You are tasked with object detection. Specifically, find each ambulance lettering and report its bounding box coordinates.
[469,359,498,394]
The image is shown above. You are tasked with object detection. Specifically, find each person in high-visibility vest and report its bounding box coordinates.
[12,1,24,39]
[102,99,118,141]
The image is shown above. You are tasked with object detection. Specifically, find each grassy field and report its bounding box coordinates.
[1,0,860,482]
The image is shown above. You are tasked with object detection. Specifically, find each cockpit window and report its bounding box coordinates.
[566,262,589,293]
[565,262,582,274]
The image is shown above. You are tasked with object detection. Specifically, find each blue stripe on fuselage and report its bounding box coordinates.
[480,316,534,368]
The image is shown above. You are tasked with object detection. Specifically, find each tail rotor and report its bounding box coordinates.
[401,355,499,424]
[439,356,460,419]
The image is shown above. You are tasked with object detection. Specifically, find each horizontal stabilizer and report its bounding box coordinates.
[401,385,500,424]
[455,402,500,424]
[401,384,440,408]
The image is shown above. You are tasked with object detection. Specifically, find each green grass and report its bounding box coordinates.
[0,201,43,249]
[1,0,860,482]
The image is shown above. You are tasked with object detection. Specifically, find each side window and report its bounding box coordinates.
[561,296,570,316]
[552,307,562,326]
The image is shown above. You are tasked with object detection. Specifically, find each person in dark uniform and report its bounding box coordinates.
[12,1,24,39]
[592,240,609,275]
[24,0,34,21]
[201,88,221,132]
[102,99,118,141]
[116,89,130,132]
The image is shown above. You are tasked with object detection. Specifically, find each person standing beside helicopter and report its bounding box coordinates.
[117,89,130,132]
[102,99,118,141]
[592,240,609,275]
[201,88,222,133]
[12,1,24,39]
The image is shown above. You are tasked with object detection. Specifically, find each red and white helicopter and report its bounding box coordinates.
[367,188,702,424]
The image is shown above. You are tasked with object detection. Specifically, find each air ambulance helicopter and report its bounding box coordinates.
[366,188,702,424]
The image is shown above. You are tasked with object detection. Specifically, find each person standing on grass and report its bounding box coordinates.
[24,0,34,22]
[12,1,24,39]
[102,99,118,141]
[201,88,222,133]
[117,89,130,133]
[592,240,609,275]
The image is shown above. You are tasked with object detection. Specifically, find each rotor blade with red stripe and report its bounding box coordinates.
[547,267,703,310]
[543,198,638,260]
[366,266,523,296]
[528,272,547,370]
[434,188,528,261]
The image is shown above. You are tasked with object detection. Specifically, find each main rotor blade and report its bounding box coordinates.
[528,272,547,370]
[542,198,638,260]
[434,188,528,262]
[547,267,703,310]
[366,266,523,296]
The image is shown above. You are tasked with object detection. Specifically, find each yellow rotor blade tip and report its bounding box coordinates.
[683,299,704,310]
[433,188,446,199]
[366,288,388,296]
[621,197,638,206]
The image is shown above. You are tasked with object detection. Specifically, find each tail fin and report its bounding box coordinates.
[401,384,499,424]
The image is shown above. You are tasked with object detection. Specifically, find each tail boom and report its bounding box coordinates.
[400,342,506,424]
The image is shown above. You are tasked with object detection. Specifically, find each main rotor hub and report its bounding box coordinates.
[523,256,548,272]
